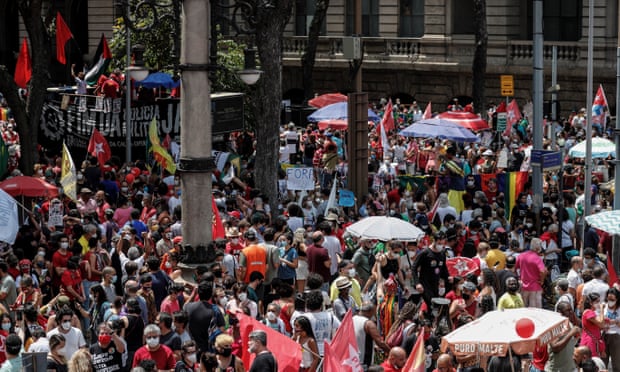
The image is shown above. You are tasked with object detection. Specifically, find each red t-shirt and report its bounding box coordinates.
[132,345,176,370]
[52,251,72,286]
[61,269,82,300]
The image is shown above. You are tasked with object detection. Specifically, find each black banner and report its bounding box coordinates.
[39,97,181,163]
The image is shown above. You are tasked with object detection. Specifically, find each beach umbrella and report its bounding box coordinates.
[400,118,480,143]
[307,102,381,122]
[568,137,616,159]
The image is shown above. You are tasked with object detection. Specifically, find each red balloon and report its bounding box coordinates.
[515,318,535,338]
[131,167,141,177]
[125,173,135,184]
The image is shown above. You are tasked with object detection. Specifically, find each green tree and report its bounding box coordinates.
[0,0,52,177]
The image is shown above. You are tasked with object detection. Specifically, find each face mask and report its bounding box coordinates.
[89,294,94,303]
[218,347,233,357]
[62,321,71,331]
[462,293,471,301]
[467,181,475,187]
[526,223,533,229]
[213,270,223,278]
[60,242,69,249]
[146,337,160,348]
[231,238,239,245]
[278,241,287,248]
[585,258,593,266]
[98,334,112,345]
[77,174,84,180]
[186,353,197,364]
[508,284,519,293]
[478,277,484,286]
[142,201,146,207]
[111,275,118,283]
[438,287,446,296]
[434,244,444,252]
[259,226,266,234]
[348,268,356,278]
[165,232,172,239]
[97,200,103,206]
[164,261,172,269]
[1,323,10,331]
[36,262,45,268]
[238,293,247,302]
[267,311,277,321]
[219,297,228,307]
[121,187,128,193]
[608,300,616,308]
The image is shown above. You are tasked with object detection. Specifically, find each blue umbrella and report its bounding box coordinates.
[307,102,381,122]
[400,118,480,142]
[136,72,180,89]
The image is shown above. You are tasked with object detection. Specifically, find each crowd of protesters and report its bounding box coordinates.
[0,93,620,372]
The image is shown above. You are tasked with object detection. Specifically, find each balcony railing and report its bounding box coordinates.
[280,36,593,70]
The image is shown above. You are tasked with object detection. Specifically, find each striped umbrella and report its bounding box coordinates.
[585,210,620,235]
[568,137,616,159]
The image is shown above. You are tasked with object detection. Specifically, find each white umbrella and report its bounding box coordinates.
[441,308,570,357]
[568,137,616,158]
[345,216,425,241]
[585,210,620,235]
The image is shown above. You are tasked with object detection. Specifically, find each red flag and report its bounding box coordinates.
[403,327,426,372]
[87,128,111,166]
[14,38,32,89]
[237,313,302,372]
[323,310,362,372]
[162,133,172,150]
[592,84,609,126]
[55,12,73,64]
[427,197,440,225]
[608,256,619,286]
[381,99,395,132]
[211,196,226,239]
[503,99,521,137]
[422,102,432,120]
[495,101,507,113]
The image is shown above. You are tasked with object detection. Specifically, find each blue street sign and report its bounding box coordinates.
[530,149,554,166]
[541,151,562,171]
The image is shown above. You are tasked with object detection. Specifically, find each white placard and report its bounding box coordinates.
[286,167,315,191]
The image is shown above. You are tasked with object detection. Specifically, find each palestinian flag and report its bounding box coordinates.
[85,34,112,86]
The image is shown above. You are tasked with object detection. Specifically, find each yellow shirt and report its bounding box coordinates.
[330,276,362,307]
[497,292,524,310]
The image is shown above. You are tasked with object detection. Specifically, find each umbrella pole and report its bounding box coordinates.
[508,347,516,372]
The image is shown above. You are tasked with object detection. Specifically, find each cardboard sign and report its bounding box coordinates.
[286,167,315,191]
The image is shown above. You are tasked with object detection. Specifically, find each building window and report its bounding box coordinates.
[452,0,475,34]
[346,0,379,36]
[546,0,581,41]
[399,0,424,37]
[295,0,326,36]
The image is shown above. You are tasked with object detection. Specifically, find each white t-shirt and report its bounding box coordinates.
[47,327,86,359]
[566,269,583,290]
[306,310,340,356]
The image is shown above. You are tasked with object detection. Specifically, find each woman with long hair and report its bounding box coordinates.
[293,228,309,293]
[293,316,320,372]
[580,292,607,358]
[385,301,417,348]
[67,349,93,372]
[47,334,68,372]
[476,268,497,316]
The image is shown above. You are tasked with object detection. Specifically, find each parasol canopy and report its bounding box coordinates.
[585,210,620,235]
[345,216,425,241]
[441,308,570,357]
[400,118,480,143]
[307,102,381,122]
[135,72,180,89]
[308,93,348,108]
[568,137,616,159]
[437,111,490,131]
[0,176,59,198]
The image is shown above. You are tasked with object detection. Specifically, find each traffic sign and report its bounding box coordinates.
[500,75,514,96]
[530,149,554,166]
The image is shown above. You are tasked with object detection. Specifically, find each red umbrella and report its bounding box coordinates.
[317,119,373,131]
[446,256,478,277]
[0,176,59,198]
[437,111,490,132]
[308,93,348,108]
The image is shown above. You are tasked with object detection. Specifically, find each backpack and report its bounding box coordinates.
[386,322,406,348]
[207,304,223,352]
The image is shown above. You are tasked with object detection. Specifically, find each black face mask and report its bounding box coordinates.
[507,285,519,293]
[217,347,232,357]
[462,293,471,301]
[213,270,223,278]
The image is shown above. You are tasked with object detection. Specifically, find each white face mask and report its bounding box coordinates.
[60,242,69,249]
[267,311,277,321]
[219,297,228,307]
[231,238,239,245]
[164,261,172,269]
[186,353,197,364]
[434,244,444,252]
[146,337,160,348]
[62,321,71,331]
[238,293,247,302]
[608,300,616,308]
[348,268,356,278]
[438,287,446,296]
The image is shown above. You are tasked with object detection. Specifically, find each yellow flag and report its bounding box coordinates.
[60,142,77,200]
